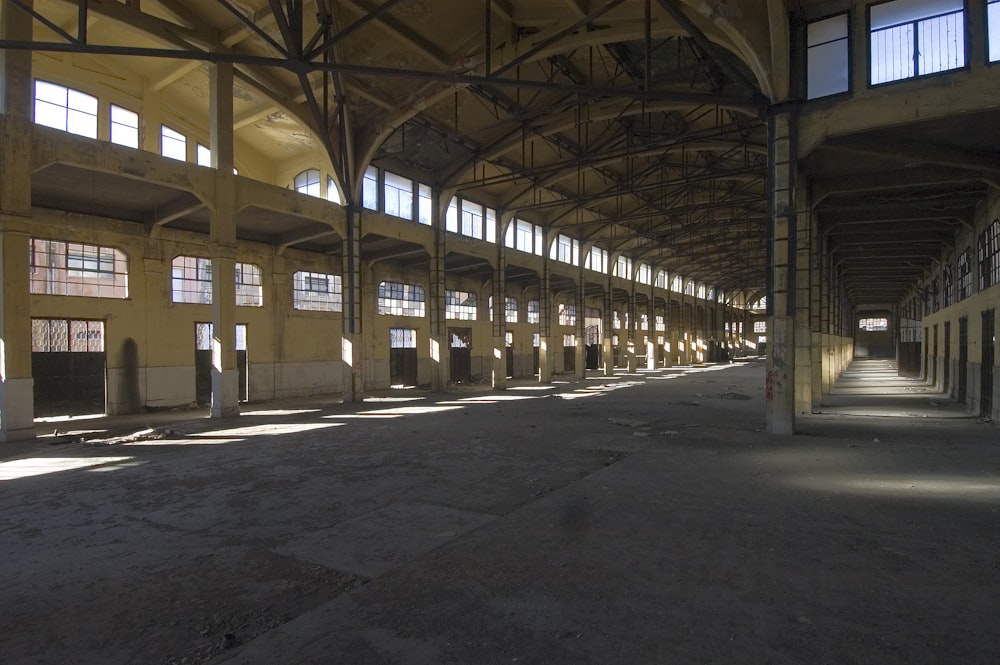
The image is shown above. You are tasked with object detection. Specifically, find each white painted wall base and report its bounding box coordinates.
[0,378,36,442]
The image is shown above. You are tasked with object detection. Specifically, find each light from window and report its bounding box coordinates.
[197,143,212,167]
[614,256,632,279]
[656,315,665,332]
[858,317,888,332]
[378,280,425,316]
[460,200,483,239]
[978,220,1000,291]
[362,166,378,210]
[586,246,609,273]
[30,239,128,299]
[990,0,1000,61]
[697,284,706,299]
[32,318,104,352]
[558,303,576,326]
[527,300,540,324]
[293,270,342,311]
[485,207,497,243]
[807,13,849,99]
[235,262,263,307]
[326,176,343,204]
[613,310,622,328]
[110,104,139,148]
[418,183,433,225]
[446,290,477,320]
[34,80,98,138]
[506,297,518,323]
[563,333,575,347]
[655,270,667,288]
[294,169,321,197]
[753,320,767,334]
[171,255,212,304]
[942,263,953,307]
[684,281,695,296]
[390,327,417,349]
[533,332,540,347]
[551,234,580,266]
[870,0,964,85]
[445,198,459,233]
[636,263,652,285]
[957,248,972,300]
[161,125,187,161]
[670,275,683,292]
[384,171,413,220]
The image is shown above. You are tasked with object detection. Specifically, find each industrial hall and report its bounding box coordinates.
[0,1,999,664]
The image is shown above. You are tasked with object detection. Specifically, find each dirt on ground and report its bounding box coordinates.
[2,360,998,664]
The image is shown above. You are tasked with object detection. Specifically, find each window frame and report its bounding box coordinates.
[868,0,967,87]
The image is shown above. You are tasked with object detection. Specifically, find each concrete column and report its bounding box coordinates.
[342,206,364,400]
[575,278,586,379]
[491,264,506,389]
[794,185,813,414]
[208,61,239,418]
[677,291,688,365]
[538,258,552,382]
[428,193,448,391]
[766,109,797,435]
[0,0,35,442]
[664,297,674,368]
[625,290,636,372]
[646,294,656,370]
[602,285,614,376]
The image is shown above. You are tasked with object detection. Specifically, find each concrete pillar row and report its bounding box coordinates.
[677,291,688,366]
[0,0,35,442]
[625,289,637,373]
[602,284,614,377]
[646,293,656,370]
[491,263,507,390]
[538,258,552,383]
[765,108,798,435]
[575,277,586,379]
[428,193,448,392]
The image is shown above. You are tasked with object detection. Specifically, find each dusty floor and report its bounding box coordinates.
[2,360,998,664]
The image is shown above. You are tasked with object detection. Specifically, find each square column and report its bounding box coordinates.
[602,286,614,376]
[0,1,36,442]
[209,61,239,417]
[766,110,797,435]
[428,195,449,392]
[538,259,552,383]
[491,265,507,389]
[574,280,586,379]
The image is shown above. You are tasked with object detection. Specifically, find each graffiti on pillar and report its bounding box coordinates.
[766,370,787,401]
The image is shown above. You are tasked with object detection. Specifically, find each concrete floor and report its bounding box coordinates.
[2,360,998,664]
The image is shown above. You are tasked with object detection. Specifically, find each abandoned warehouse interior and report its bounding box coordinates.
[0,0,998,440]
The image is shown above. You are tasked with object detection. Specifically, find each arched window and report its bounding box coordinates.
[294,169,321,197]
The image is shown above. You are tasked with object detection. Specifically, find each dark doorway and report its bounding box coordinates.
[31,318,106,417]
[958,316,968,403]
[195,322,213,406]
[505,332,514,378]
[236,324,248,403]
[533,333,540,374]
[563,336,575,373]
[982,310,995,418]
[449,327,472,383]
[389,328,418,386]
